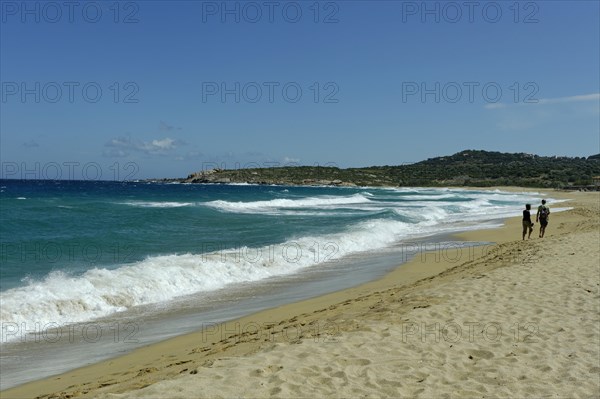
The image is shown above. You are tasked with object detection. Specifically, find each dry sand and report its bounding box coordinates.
[3,190,599,398]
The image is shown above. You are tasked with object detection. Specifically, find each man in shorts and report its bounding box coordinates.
[522,204,534,240]
[536,199,550,238]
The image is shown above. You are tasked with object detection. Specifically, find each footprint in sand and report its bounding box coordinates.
[136,367,158,377]
[466,349,495,359]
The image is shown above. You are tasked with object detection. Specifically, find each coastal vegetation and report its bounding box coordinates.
[169,150,600,189]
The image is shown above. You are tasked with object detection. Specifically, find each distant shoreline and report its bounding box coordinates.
[143,150,600,189]
[1,176,597,191]
[142,176,600,191]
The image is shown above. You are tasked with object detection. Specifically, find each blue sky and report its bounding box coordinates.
[1,0,599,179]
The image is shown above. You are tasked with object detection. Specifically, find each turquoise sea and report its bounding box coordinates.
[0,180,561,388]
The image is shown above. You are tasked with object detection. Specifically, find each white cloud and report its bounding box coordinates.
[104,136,179,157]
[108,137,132,147]
[149,138,175,150]
[537,93,600,105]
[283,156,300,164]
[485,93,600,110]
[484,103,507,110]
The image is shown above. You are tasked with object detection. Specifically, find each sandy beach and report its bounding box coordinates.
[2,189,599,399]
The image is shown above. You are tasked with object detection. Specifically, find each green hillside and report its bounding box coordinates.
[172,150,600,188]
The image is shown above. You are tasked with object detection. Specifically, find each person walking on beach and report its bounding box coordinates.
[536,199,550,238]
[522,204,534,240]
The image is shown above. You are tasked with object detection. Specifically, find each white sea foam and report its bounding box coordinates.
[205,193,372,214]
[0,217,414,341]
[119,201,193,208]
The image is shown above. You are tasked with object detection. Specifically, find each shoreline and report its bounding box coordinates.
[0,231,467,390]
[3,188,598,398]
